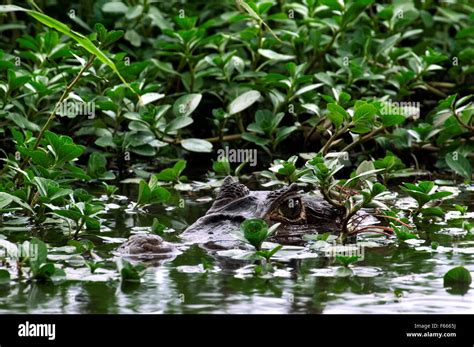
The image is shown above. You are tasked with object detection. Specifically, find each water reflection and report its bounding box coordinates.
[0,186,472,313]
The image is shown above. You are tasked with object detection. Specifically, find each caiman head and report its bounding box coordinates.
[181,176,345,249]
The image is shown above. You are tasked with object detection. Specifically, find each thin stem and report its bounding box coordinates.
[12,56,95,182]
[73,218,86,239]
[374,214,413,229]
[342,126,385,152]
[320,122,351,155]
[452,108,474,132]
[305,29,340,73]
[320,186,343,208]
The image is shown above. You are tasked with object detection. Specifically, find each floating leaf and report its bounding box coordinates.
[0,269,10,284]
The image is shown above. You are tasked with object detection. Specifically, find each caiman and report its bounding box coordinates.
[118,176,360,255]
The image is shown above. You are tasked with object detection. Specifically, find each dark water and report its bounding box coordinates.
[0,184,473,314]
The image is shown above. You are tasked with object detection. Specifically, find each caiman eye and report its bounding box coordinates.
[278,198,302,220]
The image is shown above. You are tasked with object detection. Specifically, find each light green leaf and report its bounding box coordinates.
[444,266,472,287]
[446,153,472,181]
[0,269,10,284]
[258,49,295,61]
[228,90,261,115]
[327,103,347,128]
[181,138,213,153]
[0,5,137,99]
[173,93,202,117]
[165,116,193,133]
[102,2,128,13]
[140,93,164,106]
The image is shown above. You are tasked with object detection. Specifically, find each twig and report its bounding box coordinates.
[11,56,96,183]
[349,225,394,236]
[320,122,351,155]
[452,109,474,132]
[342,126,385,152]
[374,214,413,229]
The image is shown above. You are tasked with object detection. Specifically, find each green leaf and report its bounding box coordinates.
[150,186,171,203]
[6,113,40,132]
[342,0,374,27]
[327,103,347,128]
[119,259,145,282]
[258,49,295,61]
[429,191,452,200]
[237,0,282,43]
[443,266,472,287]
[241,219,269,250]
[140,93,164,106]
[0,192,33,212]
[228,90,261,115]
[371,182,386,197]
[335,255,360,267]
[213,159,231,176]
[137,180,151,205]
[421,207,445,217]
[151,218,166,235]
[393,225,418,241]
[102,2,128,13]
[29,238,48,275]
[126,5,143,19]
[352,103,376,133]
[275,126,297,146]
[445,153,472,181]
[34,263,56,280]
[53,209,82,222]
[156,160,186,182]
[173,93,202,117]
[68,239,94,253]
[380,113,406,126]
[87,152,112,179]
[0,5,137,98]
[242,132,270,146]
[181,138,213,153]
[377,34,401,56]
[44,131,85,164]
[0,269,10,284]
[155,168,178,182]
[165,116,193,133]
[32,177,53,197]
[173,160,186,177]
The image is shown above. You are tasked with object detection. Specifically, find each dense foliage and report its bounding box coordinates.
[0,0,472,288]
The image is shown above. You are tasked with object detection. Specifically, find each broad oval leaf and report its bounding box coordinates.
[102,2,128,13]
[443,266,472,292]
[165,116,193,133]
[228,90,261,115]
[173,93,202,117]
[327,103,347,128]
[181,138,213,153]
[446,153,472,181]
[140,93,164,106]
[258,49,295,61]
